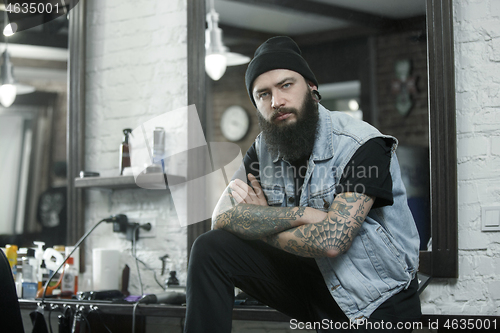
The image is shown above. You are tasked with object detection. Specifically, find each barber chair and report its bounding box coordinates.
[0,248,25,333]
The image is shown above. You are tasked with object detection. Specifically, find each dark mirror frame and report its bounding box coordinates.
[67,0,86,270]
[421,0,457,278]
[67,0,457,278]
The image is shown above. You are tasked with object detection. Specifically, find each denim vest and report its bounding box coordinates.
[255,105,420,321]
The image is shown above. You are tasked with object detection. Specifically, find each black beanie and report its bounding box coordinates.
[245,36,318,107]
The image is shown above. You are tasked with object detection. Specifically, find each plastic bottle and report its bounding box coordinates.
[33,241,45,290]
[119,128,132,175]
[21,248,38,299]
[5,244,18,279]
[61,257,78,297]
[153,127,165,165]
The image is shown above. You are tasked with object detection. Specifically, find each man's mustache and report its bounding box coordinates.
[270,108,298,122]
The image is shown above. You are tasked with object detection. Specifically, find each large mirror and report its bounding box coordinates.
[187,0,457,278]
[63,0,456,278]
[0,7,68,248]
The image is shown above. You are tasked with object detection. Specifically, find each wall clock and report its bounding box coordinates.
[220,105,250,142]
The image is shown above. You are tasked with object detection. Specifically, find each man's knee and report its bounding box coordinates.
[190,229,233,262]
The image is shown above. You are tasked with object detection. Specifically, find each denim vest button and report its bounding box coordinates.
[288,197,294,204]
[323,198,330,209]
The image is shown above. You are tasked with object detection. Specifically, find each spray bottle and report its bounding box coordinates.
[119,128,132,175]
[33,241,45,290]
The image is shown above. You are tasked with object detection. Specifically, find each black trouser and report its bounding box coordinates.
[184,229,421,333]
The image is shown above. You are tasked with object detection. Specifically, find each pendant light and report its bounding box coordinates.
[0,50,16,107]
[205,0,250,81]
[205,6,227,81]
[0,14,34,108]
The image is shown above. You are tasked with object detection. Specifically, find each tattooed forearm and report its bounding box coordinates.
[262,192,375,258]
[215,204,308,240]
[211,190,236,229]
[328,202,351,217]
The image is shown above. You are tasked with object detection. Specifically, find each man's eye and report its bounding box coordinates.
[259,92,269,99]
[282,83,291,88]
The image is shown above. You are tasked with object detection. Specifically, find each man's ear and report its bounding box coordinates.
[307,81,318,91]
[312,90,322,102]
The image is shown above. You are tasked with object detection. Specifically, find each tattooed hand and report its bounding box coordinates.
[229,174,268,206]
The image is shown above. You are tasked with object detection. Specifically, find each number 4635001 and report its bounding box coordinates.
[6,2,60,14]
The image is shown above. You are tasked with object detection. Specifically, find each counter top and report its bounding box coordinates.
[21,299,499,328]
[18,298,292,322]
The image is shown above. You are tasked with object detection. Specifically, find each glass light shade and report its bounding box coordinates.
[3,23,17,36]
[205,53,227,81]
[348,99,359,111]
[0,84,16,107]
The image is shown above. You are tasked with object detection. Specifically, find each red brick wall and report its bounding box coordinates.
[209,65,260,155]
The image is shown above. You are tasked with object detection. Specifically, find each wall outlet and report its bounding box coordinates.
[125,212,157,238]
[482,206,500,232]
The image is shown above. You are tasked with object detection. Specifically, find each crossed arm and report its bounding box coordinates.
[212,174,375,258]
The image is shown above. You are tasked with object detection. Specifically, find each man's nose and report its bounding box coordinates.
[271,92,285,109]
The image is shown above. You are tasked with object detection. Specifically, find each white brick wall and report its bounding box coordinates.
[82,0,188,296]
[419,0,500,316]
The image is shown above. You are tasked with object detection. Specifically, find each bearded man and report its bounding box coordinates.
[184,36,421,333]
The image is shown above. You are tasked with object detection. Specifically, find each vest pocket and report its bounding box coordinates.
[261,184,285,206]
[358,227,409,286]
[307,184,336,212]
[376,226,408,271]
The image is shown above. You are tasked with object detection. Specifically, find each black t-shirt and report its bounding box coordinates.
[238,137,393,209]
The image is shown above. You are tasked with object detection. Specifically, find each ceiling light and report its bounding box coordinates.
[0,50,36,107]
[205,1,250,81]
[0,83,16,107]
[205,8,227,81]
[3,23,17,37]
[205,52,226,81]
[0,50,16,107]
[0,11,34,107]
[348,99,359,111]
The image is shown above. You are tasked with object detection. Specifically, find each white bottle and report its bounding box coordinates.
[61,257,78,297]
[33,241,45,289]
[21,249,38,299]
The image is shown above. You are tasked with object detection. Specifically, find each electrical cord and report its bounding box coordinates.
[41,215,128,303]
[60,305,73,333]
[134,256,164,289]
[132,224,144,296]
[89,306,113,333]
[81,311,92,333]
[128,222,163,290]
[132,301,140,333]
[48,305,54,333]
[130,222,161,333]
[42,218,108,302]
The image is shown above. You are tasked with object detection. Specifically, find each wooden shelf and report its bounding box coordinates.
[74,174,185,190]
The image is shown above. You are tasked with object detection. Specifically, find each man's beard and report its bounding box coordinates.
[257,89,319,162]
